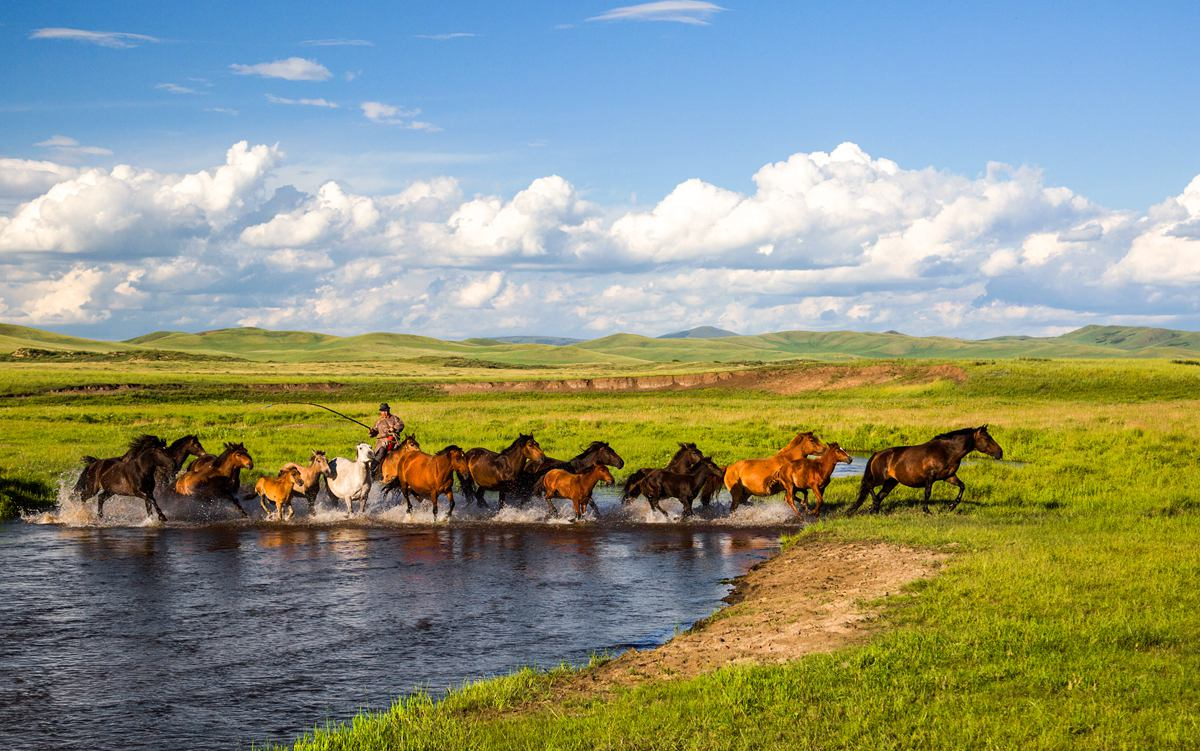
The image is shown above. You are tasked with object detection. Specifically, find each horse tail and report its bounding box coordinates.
[456,469,475,497]
[532,474,548,498]
[622,470,647,503]
[73,457,99,498]
[850,452,882,514]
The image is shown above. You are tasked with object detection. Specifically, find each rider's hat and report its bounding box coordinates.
[379,403,390,412]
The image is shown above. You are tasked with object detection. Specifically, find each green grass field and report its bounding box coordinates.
[2,356,1198,748]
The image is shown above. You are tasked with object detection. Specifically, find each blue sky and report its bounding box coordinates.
[1,1,1199,339]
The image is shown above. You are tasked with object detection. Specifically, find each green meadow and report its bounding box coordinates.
[1,352,1198,748]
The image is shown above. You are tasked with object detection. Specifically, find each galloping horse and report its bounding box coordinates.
[848,426,1003,514]
[74,435,177,521]
[379,434,422,489]
[280,450,332,515]
[535,464,614,520]
[254,467,304,521]
[722,432,828,512]
[74,434,205,503]
[513,441,625,498]
[388,444,469,518]
[770,442,852,518]
[621,442,706,503]
[326,443,374,516]
[175,442,253,516]
[460,434,546,508]
[623,455,725,517]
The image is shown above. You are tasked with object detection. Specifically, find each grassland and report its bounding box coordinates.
[2,355,1199,748]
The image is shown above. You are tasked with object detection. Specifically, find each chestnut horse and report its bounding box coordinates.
[848,425,1003,514]
[621,442,706,503]
[460,434,546,508]
[175,442,252,517]
[623,455,725,517]
[280,450,332,515]
[535,464,614,520]
[722,432,828,512]
[74,435,178,521]
[390,444,469,518]
[770,442,852,518]
[379,434,422,490]
[255,467,303,520]
[513,441,625,498]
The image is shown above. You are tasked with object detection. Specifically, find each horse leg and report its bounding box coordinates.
[544,492,558,517]
[846,482,875,515]
[259,494,270,517]
[809,486,825,519]
[403,487,413,514]
[649,495,668,517]
[95,490,113,519]
[872,479,899,513]
[431,491,439,520]
[226,492,248,518]
[134,488,168,522]
[946,475,966,511]
[588,495,600,518]
[729,484,747,513]
[922,483,933,514]
[446,489,455,519]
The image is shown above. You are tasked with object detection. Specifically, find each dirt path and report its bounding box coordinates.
[569,537,946,690]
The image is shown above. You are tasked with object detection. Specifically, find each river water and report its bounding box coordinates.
[1,484,808,750]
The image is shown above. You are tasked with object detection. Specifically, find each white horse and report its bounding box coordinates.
[326,443,373,515]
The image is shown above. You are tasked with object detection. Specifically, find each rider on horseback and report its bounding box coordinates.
[369,403,405,467]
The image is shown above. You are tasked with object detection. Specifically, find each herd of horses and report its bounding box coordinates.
[70,425,1004,523]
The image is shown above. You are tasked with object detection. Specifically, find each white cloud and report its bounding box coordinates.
[230,57,332,81]
[4,140,1200,339]
[361,101,440,131]
[205,107,239,116]
[266,94,339,108]
[587,1,726,25]
[415,33,479,40]
[0,158,79,199]
[155,83,199,95]
[35,135,113,158]
[29,27,159,48]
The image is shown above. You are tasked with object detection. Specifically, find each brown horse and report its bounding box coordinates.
[621,442,706,503]
[513,441,625,498]
[74,434,205,502]
[390,444,469,518]
[848,426,1003,514]
[770,442,852,518]
[722,432,828,512]
[280,450,332,515]
[460,434,546,508]
[535,464,614,520]
[175,442,253,516]
[255,467,303,520]
[379,434,422,490]
[74,435,178,521]
[623,456,725,517]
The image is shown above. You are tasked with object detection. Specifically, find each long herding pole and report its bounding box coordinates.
[265,402,373,431]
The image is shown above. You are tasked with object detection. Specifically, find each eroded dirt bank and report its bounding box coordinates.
[576,537,947,689]
[440,363,966,396]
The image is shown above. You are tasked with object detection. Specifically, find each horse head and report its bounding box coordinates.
[589,441,625,469]
[594,464,615,486]
[671,442,704,470]
[973,425,1004,459]
[438,445,468,472]
[310,450,332,475]
[178,434,205,457]
[398,434,421,453]
[355,443,373,463]
[824,442,853,465]
[230,443,253,470]
[782,431,827,458]
[518,434,546,462]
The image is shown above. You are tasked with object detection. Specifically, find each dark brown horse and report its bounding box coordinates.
[460,434,546,508]
[623,455,725,517]
[621,442,706,503]
[175,442,253,516]
[513,441,625,498]
[74,435,178,521]
[74,434,205,502]
[388,443,469,518]
[535,464,614,520]
[848,426,1003,514]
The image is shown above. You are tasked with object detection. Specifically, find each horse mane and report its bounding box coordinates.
[504,434,534,451]
[933,427,977,440]
[127,434,166,454]
[436,444,463,456]
[167,434,198,449]
[783,431,814,449]
[220,441,247,456]
[584,441,609,451]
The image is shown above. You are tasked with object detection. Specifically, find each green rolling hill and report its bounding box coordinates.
[2,322,1199,364]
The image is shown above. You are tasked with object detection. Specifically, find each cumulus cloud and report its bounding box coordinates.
[230,57,332,81]
[30,27,159,48]
[155,83,199,95]
[3,140,1200,339]
[587,1,726,25]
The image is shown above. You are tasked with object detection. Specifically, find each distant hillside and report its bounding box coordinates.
[3,323,1199,364]
[658,325,740,339]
